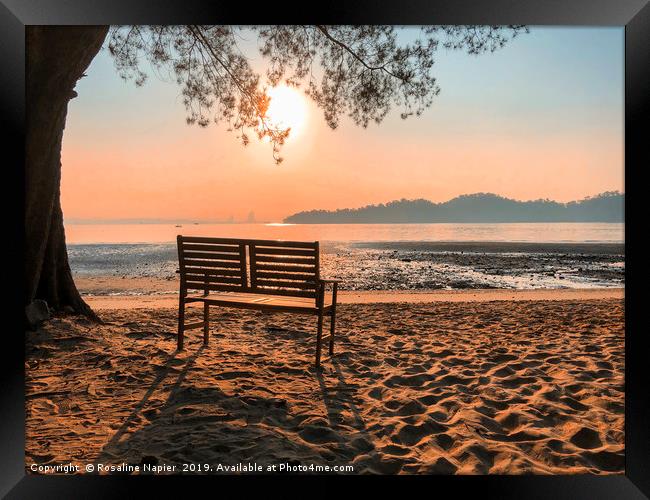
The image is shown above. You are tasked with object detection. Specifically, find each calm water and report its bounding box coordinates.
[68,222,624,293]
[65,222,624,244]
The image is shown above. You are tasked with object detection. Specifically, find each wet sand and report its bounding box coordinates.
[69,240,624,292]
[26,296,624,474]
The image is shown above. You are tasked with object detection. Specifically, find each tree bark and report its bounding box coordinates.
[26,26,108,318]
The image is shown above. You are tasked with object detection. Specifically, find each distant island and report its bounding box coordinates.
[284,191,624,224]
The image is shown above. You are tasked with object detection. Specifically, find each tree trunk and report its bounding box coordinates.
[25,26,108,319]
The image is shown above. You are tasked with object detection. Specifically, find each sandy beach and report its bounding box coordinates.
[26,290,624,474]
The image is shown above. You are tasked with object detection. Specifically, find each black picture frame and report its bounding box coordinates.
[1,0,648,497]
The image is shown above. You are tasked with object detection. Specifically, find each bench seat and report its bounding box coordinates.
[185,292,334,314]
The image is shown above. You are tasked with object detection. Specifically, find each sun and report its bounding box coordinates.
[264,85,308,138]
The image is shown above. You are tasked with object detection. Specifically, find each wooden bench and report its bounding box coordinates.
[176,236,339,367]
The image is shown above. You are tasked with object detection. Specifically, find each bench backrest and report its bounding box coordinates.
[177,236,320,300]
[249,239,319,299]
[177,236,248,293]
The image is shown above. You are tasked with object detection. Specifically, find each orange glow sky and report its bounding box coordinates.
[61,27,624,223]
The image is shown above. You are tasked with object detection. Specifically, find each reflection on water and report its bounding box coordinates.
[65,222,624,245]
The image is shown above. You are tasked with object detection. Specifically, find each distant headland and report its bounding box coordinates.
[284,192,624,224]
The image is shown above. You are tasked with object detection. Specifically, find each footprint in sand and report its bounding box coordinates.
[217,371,253,380]
[499,375,537,389]
[355,454,404,474]
[564,383,584,394]
[592,369,614,379]
[396,421,446,446]
[496,411,526,431]
[268,365,309,375]
[29,453,55,464]
[525,352,552,360]
[379,444,412,457]
[546,438,574,454]
[430,349,454,359]
[475,405,497,418]
[434,433,455,451]
[299,425,342,444]
[580,449,624,472]
[367,387,385,400]
[570,427,602,449]
[559,396,589,412]
[492,366,516,378]
[350,436,375,453]
[490,430,547,443]
[489,353,518,363]
[422,457,458,474]
[383,373,429,388]
[393,400,427,416]
[437,374,475,387]
[418,394,446,406]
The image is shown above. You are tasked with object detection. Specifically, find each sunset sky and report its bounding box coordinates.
[61,27,624,223]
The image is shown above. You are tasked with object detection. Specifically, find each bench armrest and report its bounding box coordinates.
[317,279,339,307]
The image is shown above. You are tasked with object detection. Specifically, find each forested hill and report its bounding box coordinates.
[283,192,624,223]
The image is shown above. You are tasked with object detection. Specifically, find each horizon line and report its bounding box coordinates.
[65,190,623,225]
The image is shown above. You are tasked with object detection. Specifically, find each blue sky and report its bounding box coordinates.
[62,26,624,221]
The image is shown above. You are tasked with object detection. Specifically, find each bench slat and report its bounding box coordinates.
[254,247,316,257]
[183,259,242,269]
[250,288,316,298]
[182,251,241,261]
[181,243,240,253]
[251,240,317,249]
[185,276,242,284]
[255,271,316,281]
[254,255,317,265]
[184,283,249,293]
[255,279,317,290]
[183,267,242,276]
[238,243,248,288]
[179,236,247,245]
[255,264,317,273]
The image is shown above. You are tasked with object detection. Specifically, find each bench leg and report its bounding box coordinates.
[315,312,324,368]
[177,297,185,351]
[329,307,336,355]
[203,302,210,345]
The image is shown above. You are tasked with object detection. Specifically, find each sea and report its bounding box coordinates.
[66,222,625,293]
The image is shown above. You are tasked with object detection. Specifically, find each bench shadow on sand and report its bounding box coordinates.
[92,334,377,474]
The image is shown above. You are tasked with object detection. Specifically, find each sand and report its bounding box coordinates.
[81,288,624,310]
[25,295,624,475]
